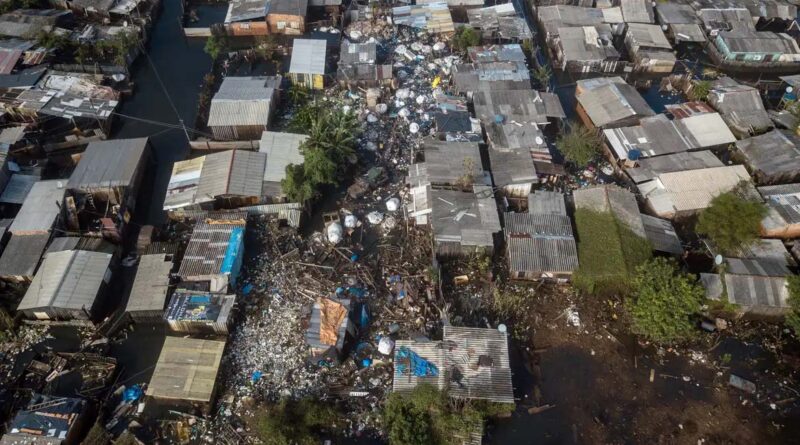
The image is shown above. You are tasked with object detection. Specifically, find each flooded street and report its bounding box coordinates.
[112,0,220,225]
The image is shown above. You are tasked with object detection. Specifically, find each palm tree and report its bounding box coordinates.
[534,65,552,92]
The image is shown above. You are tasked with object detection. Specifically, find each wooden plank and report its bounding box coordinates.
[189,140,260,151]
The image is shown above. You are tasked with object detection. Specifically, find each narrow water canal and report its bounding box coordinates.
[111,0,220,225]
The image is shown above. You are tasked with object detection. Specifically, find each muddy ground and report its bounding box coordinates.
[483,281,800,445]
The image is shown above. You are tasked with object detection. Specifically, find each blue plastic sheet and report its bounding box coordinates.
[123,385,142,402]
[395,347,439,377]
[251,370,263,383]
[242,283,253,295]
[360,305,369,327]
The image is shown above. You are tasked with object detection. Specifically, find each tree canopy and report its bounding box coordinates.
[254,399,338,445]
[204,34,228,60]
[696,189,766,255]
[689,80,711,101]
[281,105,359,204]
[556,124,602,167]
[785,275,800,334]
[626,258,704,343]
[452,26,480,53]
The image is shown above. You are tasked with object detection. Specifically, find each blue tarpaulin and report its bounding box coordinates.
[360,305,369,327]
[251,370,263,383]
[220,227,244,274]
[395,347,439,377]
[242,283,253,295]
[123,385,142,402]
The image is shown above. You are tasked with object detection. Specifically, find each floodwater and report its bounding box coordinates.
[111,0,220,225]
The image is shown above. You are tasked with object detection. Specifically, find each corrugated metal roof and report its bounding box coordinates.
[467,44,525,64]
[620,0,654,23]
[0,49,21,75]
[178,219,246,280]
[208,76,279,128]
[702,273,790,311]
[655,3,699,25]
[671,24,706,43]
[238,202,302,227]
[708,78,773,134]
[410,139,483,187]
[640,214,682,255]
[718,31,800,55]
[505,212,573,237]
[443,326,514,404]
[392,3,454,33]
[430,186,501,250]
[453,62,531,94]
[289,39,326,75]
[558,25,619,63]
[225,0,267,22]
[147,337,225,402]
[67,138,149,191]
[196,150,266,199]
[17,249,112,312]
[626,23,672,49]
[126,254,172,313]
[259,131,307,183]
[490,148,537,187]
[0,174,38,204]
[508,236,578,274]
[486,121,546,153]
[641,165,752,215]
[736,130,800,180]
[528,190,567,215]
[473,89,565,126]
[163,156,206,210]
[340,40,376,66]
[576,76,655,128]
[9,180,65,235]
[759,183,800,227]
[0,233,49,278]
[626,150,724,184]
[392,340,447,394]
[573,185,646,237]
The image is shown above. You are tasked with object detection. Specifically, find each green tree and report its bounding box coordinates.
[556,123,602,167]
[36,30,70,50]
[689,80,711,101]
[254,35,278,62]
[452,26,480,53]
[383,385,490,445]
[627,258,704,343]
[533,65,552,91]
[696,189,766,255]
[785,275,800,333]
[281,163,316,203]
[204,34,228,60]
[254,399,337,445]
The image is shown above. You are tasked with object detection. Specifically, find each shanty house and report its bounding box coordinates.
[288,39,326,90]
[603,113,736,163]
[505,191,578,281]
[467,4,533,42]
[305,297,354,364]
[225,0,307,35]
[654,3,706,43]
[759,183,800,239]
[575,76,655,129]
[619,0,654,23]
[163,156,206,211]
[195,150,267,207]
[207,76,280,140]
[428,185,501,256]
[391,3,455,35]
[0,180,66,283]
[535,5,619,42]
[17,249,113,320]
[489,148,538,198]
[165,289,235,335]
[432,110,482,141]
[406,139,484,189]
[260,131,307,199]
[708,77,773,138]
[0,9,72,38]
[639,165,752,219]
[147,337,226,414]
[624,23,676,73]
[125,253,173,323]
[574,184,682,255]
[625,150,725,184]
[224,0,269,35]
[471,89,566,127]
[1,394,88,445]
[266,0,307,35]
[393,326,514,404]
[735,130,800,184]
[337,40,391,87]
[714,31,800,63]
[452,61,531,96]
[177,214,246,292]
[701,273,790,317]
[66,138,150,230]
[553,25,621,73]
[467,44,526,64]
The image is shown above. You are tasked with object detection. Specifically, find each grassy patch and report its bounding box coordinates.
[573,209,651,296]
